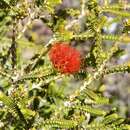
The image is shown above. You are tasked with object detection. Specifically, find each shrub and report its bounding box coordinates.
[0,0,130,129]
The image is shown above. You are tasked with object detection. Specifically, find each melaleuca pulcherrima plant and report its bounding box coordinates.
[1,0,130,130]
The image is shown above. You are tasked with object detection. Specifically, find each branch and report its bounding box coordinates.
[65,0,87,30]
[0,91,28,130]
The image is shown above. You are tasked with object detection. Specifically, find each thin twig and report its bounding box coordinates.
[24,36,57,73]
[17,11,35,40]
[65,0,87,30]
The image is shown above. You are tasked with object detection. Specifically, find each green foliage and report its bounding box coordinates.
[0,0,130,130]
[44,0,62,14]
[34,117,84,129]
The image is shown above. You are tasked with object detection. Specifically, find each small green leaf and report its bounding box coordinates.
[1,0,10,5]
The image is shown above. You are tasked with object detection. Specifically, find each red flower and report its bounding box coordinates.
[49,43,81,74]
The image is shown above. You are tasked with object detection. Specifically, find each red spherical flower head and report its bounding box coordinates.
[49,43,81,74]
